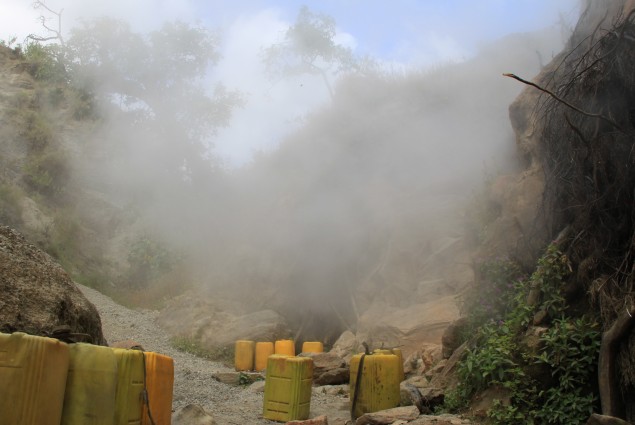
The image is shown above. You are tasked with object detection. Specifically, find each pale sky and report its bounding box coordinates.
[1,0,581,165]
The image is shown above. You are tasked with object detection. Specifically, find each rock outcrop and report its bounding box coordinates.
[0,225,105,344]
[157,292,291,350]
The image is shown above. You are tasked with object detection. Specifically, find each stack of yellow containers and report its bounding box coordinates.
[236,339,324,372]
[61,343,118,425]
[0,331,174,425]
[0,332,70,425]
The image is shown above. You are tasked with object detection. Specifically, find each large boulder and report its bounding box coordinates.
[157,292,291,350]
[356,295,459,359]
[173,404,216,425]
[299,352,349,385]
[330,330,361,362]
[0,225,105,344]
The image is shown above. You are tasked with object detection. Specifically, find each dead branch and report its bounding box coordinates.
[503,73,623,131]
[28,1,65,46]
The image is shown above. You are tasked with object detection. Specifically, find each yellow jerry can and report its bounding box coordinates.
[0,332,70,425]
[373,348,405,382]
[274,339,295,356]
[235,340,255,371]
[349,353,401,419]
[141,352,174,425]
[263,355,313,422]
[255,342,275,371]
[61,343,118,425]
[301,341,324,354]
[112,348,145,425]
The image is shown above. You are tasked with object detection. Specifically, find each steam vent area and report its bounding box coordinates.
[3,1,635,424]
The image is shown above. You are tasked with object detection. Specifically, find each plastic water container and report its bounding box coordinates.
[274,339,295,356]
[373,348,405,382]
[141,352,174,425]
[112,348,145,425]
[0,331,70,425]
[349,353,401,419]
[235,340,255,371]
[263,355,313,422]
[61,343,118,425]
[255,342,275,371]
[301,341,324,353]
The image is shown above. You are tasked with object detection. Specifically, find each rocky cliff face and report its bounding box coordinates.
[484,0,635,420]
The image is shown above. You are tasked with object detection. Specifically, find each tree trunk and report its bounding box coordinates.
[599,303,635,418]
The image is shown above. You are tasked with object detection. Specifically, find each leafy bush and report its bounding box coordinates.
[125,235,176,288]
[445,243,601,425]
[20,110,54,152]
[23,42,67,83]
[532,243,569,317]
[461,256,524,338]
[23,149,70,196]
[532,316,600,425]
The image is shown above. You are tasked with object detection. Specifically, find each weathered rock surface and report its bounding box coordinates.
[441,317,467,359]
[286,415,329,425]
[157,292,290,350]
[356,296,459,359]
[299,352,349,385]
[330,330,360,362]
[211,371,264,386]
[173,404,217,425]
[408,414,472,425]
[404,343,442,377]
[355,406,420,425]
[0,225,105,344]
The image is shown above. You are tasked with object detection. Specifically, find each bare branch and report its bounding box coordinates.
[30,1,65,46]
[503,72,623,131]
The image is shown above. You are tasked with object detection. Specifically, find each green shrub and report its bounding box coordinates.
[532,316,600,425]
[21,110,54,151]
[461,256,524,337]
[444,244,600,425]
[23,149,70,196]
[125,235,176,288]
[23,42,67,83]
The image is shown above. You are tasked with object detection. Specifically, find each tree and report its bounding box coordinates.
[65,18,243,184]
[262,6,374,98]
[28,1,65,46]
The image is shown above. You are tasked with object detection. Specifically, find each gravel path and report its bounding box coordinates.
[78,284,350,425]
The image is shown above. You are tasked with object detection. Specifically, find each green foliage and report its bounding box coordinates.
[444,243,600,425]
[125,235,175,288]
[532,244,570,317]
[532,316,600,425]
[22,149,70,196]
[20,110,54,151]
[262,6,375,97]
[462,257,524,337]
[70,89,97,120]
[23,42,67,83]
[461,324,522,392]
